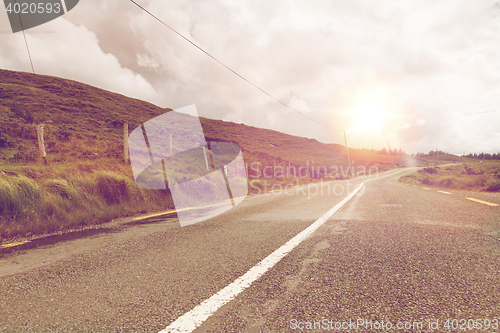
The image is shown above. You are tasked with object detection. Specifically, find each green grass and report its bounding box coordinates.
[399,161,500,191]
[0,160,174,242]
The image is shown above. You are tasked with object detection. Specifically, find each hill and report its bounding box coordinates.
[0,69,412,170]
[0,69,451,242]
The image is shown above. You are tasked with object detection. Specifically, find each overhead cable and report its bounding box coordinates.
[129,0,341,132]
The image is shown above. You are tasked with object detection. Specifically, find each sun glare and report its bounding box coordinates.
[349,97,387,133]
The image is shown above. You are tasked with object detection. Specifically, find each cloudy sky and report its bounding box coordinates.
[1,0,500,154]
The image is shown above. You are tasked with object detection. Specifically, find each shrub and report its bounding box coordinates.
[422,177,434,185]
[57,131,72,141]
[0,134,14,148]
[436,176,459,188]
[423,167,437,174]
[485,181,500,192]
[464,176,488,188]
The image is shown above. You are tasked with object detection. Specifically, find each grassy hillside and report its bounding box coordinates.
[0,69,413,169]
[0,69,447,242]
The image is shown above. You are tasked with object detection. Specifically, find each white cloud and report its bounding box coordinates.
[288,94,312,114]
[1,0,500,154]
[0,10,157,103]
[388,123,411,142]
[137,54,160,70]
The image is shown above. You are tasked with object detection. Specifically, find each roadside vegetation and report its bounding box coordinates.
[399,161,500,192]
[0,69,461,243]
[0,160,174,242]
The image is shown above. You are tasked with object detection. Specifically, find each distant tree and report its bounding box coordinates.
[465,152,500,160]
[380,148,388,155]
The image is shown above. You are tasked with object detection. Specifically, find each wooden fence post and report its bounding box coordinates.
[123,122,129,162]
[36,124,47,164]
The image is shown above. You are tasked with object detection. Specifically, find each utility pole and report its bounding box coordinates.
[344,131,353,177]
[170,133,173,156]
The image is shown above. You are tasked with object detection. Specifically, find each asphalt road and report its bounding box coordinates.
[1,168,500,332]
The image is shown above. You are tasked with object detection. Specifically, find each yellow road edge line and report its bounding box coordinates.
[134,194,254,220]
[438,191,452,194]
[0,240,30,249]
[225,195,251,202]
[466,198,499,207]
[131,209,179,221]
[423,187,430,190]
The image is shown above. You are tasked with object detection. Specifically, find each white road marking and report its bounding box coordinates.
[438,191,452,194]
[466,198,499,207]
[159,180,371,333]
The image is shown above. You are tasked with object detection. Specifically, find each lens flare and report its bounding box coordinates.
[349,97,388,133]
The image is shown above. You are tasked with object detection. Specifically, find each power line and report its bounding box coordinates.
[129,0,341,133]
[14,0,35,74]
[21,30,35,74]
